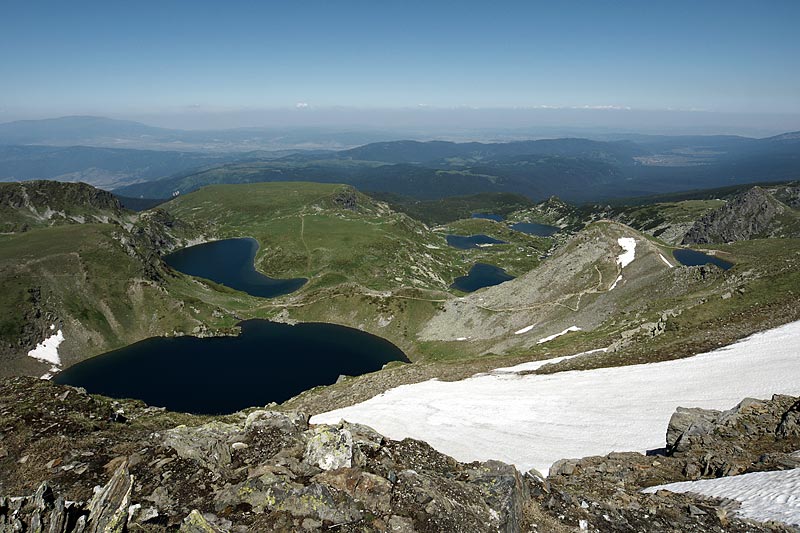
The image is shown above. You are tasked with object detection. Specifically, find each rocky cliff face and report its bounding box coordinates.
[682,187,798,244]
[0,180,127,232]
[1,377,797,532]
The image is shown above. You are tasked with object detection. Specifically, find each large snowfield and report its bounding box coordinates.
[644,468,800,527]
[312,320,800,477]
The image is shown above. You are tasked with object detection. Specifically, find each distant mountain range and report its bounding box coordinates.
[0,145,250,189]
[1,116,799,202]
[0,116,403,152]
[114,132,800,202]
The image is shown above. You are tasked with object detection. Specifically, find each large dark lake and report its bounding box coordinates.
[164,238,307,298]
[451,263,515,292]
[510,222,560,237]
[673,249,733,270]
[446,234,507,250]
[54,320,409,414]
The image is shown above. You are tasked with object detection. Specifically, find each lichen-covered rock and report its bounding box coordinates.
[303,425,353,471]
[85,463,133,533]
[245,409,308,434]
[179,509,225,533]
[313,468,393,514]
[465,460,530,533]
[162,422,245,471]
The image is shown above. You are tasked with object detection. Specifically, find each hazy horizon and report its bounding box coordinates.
[2,108,800,139]
[2,0,798,138]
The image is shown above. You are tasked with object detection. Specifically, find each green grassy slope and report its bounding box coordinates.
[158,182,553,359]
[367,192,535,225]
[0,224,238,377]
[163,182,464,291]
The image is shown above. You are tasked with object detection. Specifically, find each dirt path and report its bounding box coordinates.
[299,215,312,271]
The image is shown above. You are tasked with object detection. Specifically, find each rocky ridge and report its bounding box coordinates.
[0,180,127,232]
[1,377,798,532]
[683,187,800,244]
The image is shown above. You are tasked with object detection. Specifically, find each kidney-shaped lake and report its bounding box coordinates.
[164,238,307,298]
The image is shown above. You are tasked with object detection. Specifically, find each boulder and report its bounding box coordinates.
[666,407,720,453]
[179,509,224,533]
[314,468,393,514]
[303,426,353,471]
[162,422,245,471]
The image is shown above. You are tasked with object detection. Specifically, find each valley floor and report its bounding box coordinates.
[312,319,800,476]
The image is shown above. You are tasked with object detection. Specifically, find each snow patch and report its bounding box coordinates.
[492,349,607,374]
[616,237,636,268]
[659,253,673,268]
[311,320,800,475]
[644,469,800,527]
[514,324,535,335]
[27,327,64,367]
[537,326,581,344]
[609,238,636,290]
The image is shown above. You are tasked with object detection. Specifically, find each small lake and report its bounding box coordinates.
[451,263,515,292]
[164,238,307,298]
[54,320,409,414]
[446,234,507,250]
[472,213,504,222]
[510,222,560,237]
[673,249,733,271]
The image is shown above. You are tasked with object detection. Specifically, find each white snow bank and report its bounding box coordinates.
[537,326,581,344]
[644,468,800,527]
[659,254,673,268]
[514,324,535,335]
[492,349,607,374]
[27,328,64,366]
[311,320,800,475]
[609,237,636,290]
[616,237,636,268]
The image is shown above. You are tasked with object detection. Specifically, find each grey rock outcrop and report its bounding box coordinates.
[2,377,799,532]
[85,463,133,533]
[666,406,721,453]
[682,187,795,244]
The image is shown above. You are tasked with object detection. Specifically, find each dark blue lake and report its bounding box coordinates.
[451,263,515,292]
[54,320,409,414]
[472,213,504,222]
[446,234,507,250]
[510,222,560,237]
[673,249,733,270]
[164,238,307,298]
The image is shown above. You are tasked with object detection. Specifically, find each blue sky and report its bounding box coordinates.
[1,0,798,128]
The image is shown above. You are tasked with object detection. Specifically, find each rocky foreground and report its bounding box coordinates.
[0,377,798,532]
